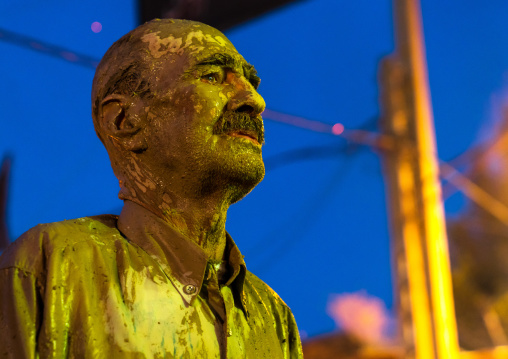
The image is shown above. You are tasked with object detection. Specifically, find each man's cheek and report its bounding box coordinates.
[199,96,225,121]
[219,91,228,104]
[210,107,220,119]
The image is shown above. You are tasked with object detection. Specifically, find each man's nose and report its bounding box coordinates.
[226,73,266,116]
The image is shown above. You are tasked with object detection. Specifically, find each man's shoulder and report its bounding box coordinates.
[0,215,122,275]
[244,270,290,310]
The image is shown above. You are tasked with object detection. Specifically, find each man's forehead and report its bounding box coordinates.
[140,27,253,73]
[127,20,258,86]
[140,26,237,60]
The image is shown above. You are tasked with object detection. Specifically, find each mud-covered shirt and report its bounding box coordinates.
[0,201,302,358]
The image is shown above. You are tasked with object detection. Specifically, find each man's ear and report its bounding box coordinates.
[100,94,148,152]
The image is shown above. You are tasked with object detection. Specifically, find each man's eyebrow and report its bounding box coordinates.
[194,53,261,88]
[243,62,261,89]
[195,53,240,69]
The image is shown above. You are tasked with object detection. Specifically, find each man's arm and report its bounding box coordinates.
[0,266,41,358]
[285,304,304,358]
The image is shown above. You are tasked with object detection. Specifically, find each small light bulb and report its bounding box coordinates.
[332,123,344,135]
[91,22,102,33]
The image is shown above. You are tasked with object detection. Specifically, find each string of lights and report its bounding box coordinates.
[0,27,99,69]
[264,144,354,171]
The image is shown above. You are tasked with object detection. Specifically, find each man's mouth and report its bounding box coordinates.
[213,110,265,145]
[226,130,260,145]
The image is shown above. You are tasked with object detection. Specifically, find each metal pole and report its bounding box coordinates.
[379,0,460,357]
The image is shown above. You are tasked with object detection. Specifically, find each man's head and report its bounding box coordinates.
[92,19,266,208]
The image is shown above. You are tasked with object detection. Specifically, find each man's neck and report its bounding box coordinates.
[160,193,229,261]
[121,181,230,261]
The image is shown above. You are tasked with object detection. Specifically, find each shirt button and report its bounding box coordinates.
[227,328,233,337]
[184,285,196,294]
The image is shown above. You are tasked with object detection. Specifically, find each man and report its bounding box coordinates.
[0,19,303,358]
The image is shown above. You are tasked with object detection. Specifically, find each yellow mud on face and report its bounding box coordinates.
[184,31,228,48]
[141,30,229,59]
[218,92,228,103]
[194,103,203,114]
[141,33,185,58]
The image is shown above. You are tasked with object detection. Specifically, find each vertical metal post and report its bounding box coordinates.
[379,0,460,358]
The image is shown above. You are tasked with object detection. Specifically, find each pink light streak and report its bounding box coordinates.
[60,51,78,62]
[263,108,343,136]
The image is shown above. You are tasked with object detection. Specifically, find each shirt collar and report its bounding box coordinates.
[116,200,247,310]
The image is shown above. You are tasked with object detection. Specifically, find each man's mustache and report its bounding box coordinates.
[213,110,265,144]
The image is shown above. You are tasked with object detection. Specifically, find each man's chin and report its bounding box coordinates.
[204,156,265,204]
[228,167,265,204]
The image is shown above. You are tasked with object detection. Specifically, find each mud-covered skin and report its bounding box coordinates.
[94,20,265,259]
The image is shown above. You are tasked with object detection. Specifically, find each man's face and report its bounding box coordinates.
[140,23,266,201]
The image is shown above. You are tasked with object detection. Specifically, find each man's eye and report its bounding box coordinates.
[201,72,222,84]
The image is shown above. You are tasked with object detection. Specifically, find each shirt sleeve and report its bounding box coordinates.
[286,305,304,359]
[0,267,42,359]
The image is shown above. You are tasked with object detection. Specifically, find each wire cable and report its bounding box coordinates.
[0,27,99,69]
[264,144,361,171]
[247,158,354,275]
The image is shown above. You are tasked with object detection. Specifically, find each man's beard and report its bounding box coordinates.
[203,110,265,203]
[212,110,265,144]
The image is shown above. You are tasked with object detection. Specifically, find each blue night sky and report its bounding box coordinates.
[1,0,508,338]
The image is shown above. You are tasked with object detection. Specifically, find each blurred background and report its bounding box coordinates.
[1,0,508,357]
